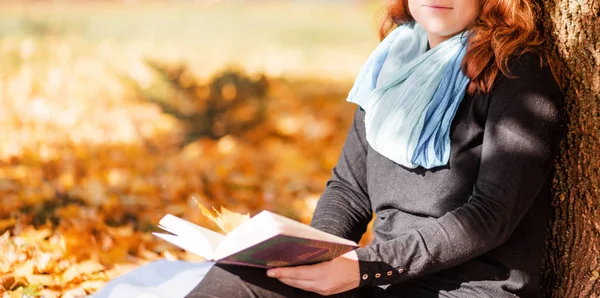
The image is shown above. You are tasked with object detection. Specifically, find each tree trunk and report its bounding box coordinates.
[539,0,600,296]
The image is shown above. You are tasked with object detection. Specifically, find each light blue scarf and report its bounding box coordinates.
[348,22,469,169]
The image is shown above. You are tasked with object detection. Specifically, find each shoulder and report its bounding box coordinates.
[492,52,561,96]
[486,52,565,128]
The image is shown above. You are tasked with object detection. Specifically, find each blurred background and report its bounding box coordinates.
[0,0,381,296]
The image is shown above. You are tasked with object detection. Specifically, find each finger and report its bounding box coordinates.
[276,277,316,292]
[268,263,324,280]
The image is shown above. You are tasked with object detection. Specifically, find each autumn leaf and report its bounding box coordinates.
[61,260,105,284]
[62,287,88,298]
[0,274,16,291]
[0,218,16,232]
[12,261,35,277]
[21,285,42,298]
[24,274,55,287]
[192,198,251,234]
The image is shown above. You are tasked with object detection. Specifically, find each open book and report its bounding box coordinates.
[153,210,359,268]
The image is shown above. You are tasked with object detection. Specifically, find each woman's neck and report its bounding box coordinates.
[427,33,450,49]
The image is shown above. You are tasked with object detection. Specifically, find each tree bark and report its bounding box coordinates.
[539,0,600,296]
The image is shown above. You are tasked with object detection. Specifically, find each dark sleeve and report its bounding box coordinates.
[354,55,564,286]
[310,107,373,244]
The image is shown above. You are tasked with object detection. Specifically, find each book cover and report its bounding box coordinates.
[219,235,357,268]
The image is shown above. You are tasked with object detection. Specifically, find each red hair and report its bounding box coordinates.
[378,0,551,95]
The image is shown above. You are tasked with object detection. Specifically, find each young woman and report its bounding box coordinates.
[185,0,563,296]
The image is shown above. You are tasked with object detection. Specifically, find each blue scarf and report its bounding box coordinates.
[347,22,469,169]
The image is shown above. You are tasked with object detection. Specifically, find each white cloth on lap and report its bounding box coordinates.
[91,260,214,298]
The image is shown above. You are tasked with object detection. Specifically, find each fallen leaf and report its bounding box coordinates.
[19,228,52,244]
[61,260,104,284]
[25,274,55,287]
[62,287,87,298]
[78,280,107,292]
[0,218,16,232]
[0,275,15,291]
[13,261,35,277]
[591,269,599,281]
[163,250,178,261]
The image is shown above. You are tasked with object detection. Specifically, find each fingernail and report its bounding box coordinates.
[267,270,275,277]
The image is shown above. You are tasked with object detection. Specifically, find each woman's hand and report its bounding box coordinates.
[266,250,360,296]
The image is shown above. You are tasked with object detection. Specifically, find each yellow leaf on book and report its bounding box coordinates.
[216,207,251,234]
[192,199,250,234]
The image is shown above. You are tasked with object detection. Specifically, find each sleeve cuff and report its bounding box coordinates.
[355,247,407,286]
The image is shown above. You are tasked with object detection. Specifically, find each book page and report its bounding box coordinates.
[152,233,215,260]
[156,214,225,259]
[212,214,279,260]
[258,211,358,246]
[213,210,357,261]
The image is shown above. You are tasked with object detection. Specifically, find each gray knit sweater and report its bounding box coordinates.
[310,53,563,297]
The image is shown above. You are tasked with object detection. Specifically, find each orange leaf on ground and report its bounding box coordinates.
[24,274,55,287]
[12,261,35,277]
[18,228,52,244]
[62,287,88,298]
[61,260,105,284]
[0,274,16,291]
[0,218,16,232]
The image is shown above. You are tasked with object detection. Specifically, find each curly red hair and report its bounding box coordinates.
[379,0,551,94]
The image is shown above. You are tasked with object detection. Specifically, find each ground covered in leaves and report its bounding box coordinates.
[0,47,360,298]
